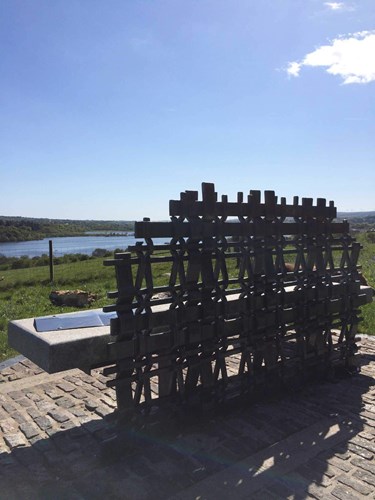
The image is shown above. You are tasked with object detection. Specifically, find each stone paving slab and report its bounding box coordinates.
[0,338,374,499]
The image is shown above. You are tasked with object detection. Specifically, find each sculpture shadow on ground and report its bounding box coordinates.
[0,357,373,500]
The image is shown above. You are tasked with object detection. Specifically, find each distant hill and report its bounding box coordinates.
[336,211,375,232]
[0,216,135,243]
[337,211,375,219]
[1,211,374,243]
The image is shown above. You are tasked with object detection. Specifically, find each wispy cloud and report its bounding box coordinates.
[286,62,302,77]
[286,31,375,84]
[324,2,345,10]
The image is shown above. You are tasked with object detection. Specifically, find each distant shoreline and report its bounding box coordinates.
[0,232,133,243]
[0,216,135,243]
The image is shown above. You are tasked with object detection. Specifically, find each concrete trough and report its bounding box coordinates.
[8,309,112,374]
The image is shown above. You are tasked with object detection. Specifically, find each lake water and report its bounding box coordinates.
[0,235,167,258]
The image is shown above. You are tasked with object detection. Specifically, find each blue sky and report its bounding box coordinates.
[1,0,374,220]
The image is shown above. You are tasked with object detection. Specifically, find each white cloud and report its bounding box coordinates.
[286,31,375,84]
[325,2,344,10]
[287,62,302,77]
[323,2,355,12]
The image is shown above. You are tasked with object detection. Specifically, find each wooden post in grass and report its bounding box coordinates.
[49,240,54,283]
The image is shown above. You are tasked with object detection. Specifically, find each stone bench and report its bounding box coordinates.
[8,309,112,374]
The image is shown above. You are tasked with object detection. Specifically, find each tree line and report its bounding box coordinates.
[0,216,134,242]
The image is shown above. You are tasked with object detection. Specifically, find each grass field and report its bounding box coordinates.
[0,259,116,361]
[1,236,374,362]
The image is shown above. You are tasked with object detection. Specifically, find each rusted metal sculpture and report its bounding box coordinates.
[103,183,369,410]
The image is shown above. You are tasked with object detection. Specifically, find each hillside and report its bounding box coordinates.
[1,210,374,243]
[337,211,375,219]
[337,212,375,232]
[0,216,135,243]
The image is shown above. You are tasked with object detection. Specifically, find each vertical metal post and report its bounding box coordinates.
[49,240,54,283]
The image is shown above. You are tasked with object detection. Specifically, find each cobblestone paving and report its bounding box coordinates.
[0,338,374,499]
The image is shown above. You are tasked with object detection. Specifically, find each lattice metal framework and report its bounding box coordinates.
[103,183,368,410]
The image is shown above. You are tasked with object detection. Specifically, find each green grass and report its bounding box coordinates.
[356,233,375,336]
[0,258,117,361]
[1,238,374,362]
